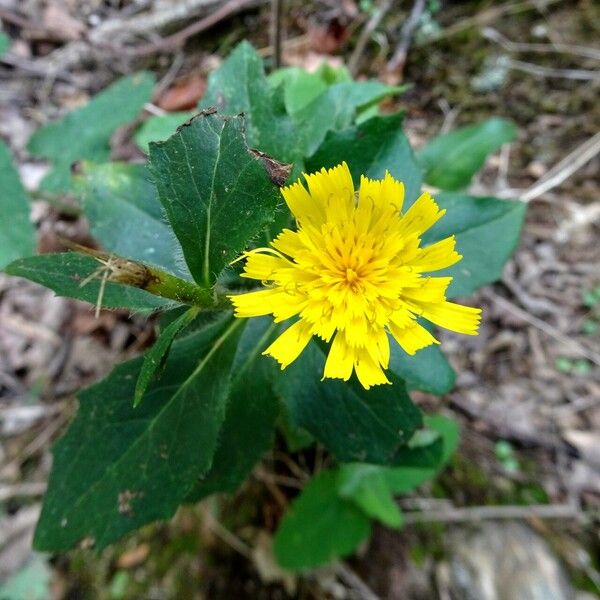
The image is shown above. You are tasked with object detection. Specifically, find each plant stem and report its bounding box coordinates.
[143,266,231,309]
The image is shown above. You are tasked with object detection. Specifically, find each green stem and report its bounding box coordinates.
[143,266,232,310]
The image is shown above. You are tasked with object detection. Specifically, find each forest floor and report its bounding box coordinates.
[0,1,599,598]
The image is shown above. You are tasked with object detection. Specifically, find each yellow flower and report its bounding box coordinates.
[229,162,481,390]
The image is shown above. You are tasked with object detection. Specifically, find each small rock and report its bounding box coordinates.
[446,521,575,600]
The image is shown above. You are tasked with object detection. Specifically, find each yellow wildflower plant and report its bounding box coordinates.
[229,162,481,390]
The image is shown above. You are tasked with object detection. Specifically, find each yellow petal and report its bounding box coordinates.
[304,162,354,224]
[399,192,445,237]
[323,332,354,381]
[402,277,452,303]
[242,252,289,281]
[229,289,280,318]
[380,170,404,213]
[410,235,462,272]
[389,321,439,355]
[263,320,314,369]
[281,180,326,227]
[354,347,391,390]
[419,301,482,335]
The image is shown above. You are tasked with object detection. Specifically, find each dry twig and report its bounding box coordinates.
[402,502,582,524]
[270,0,284,70]
[386,0,426,76]
[348,0,393,76]
[483,27,600,61]
[506,57,600,81]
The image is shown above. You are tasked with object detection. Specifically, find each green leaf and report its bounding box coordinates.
[276,341,422,464]
[28,72,155,192]
[75,162,188,277]
[33,317,242,551]
[200,42,402,162]
[6,252,171,312]
[148,111,281,287]
[134,306,199,406]
[423,193,527,297]
[187,317,279,500]
[294,83,407,158]
[0,141,36,268]
[268,64,351,115]
[0,31,10,56]
[134,112,194,152]
[199,42,297,161]
[338,416,459,524]
[388,320,455,395]
[416,118,517,190]
[273,470,371,570]
[341,468,404,528]
[0,555,52,600]
[389,339,455,395]
[306,112,423,204]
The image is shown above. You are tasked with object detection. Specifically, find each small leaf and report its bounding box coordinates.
[342,468,404,528]
[268,64,351,115]
[6,252,171,312]
[276,341,422,464]
[34,317,242,551]
[134,306,199,406]
[294,82,407,158]
[0,31,10,56]
[148,111,281,287]
[28,72,155,192]
[187,317,279,500]
[338,416,459,524]
[306,112,423,204]
[0,141,36,268]
[75,162,188,277]
[423,192,527,297]
[416,118,517,190]
[134,112,194,152]
[273,470,371,570]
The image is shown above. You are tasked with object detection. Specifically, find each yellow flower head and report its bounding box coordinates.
[229,162,481,390]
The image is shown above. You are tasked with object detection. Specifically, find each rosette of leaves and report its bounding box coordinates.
[2,42,525,569]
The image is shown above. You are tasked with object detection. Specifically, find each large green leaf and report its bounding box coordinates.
[187,317,279,500]
[306,112,423,204]
[276,341,422,464]
[0,141,36,268]
[389,332,456,395]
[75,162,188,277]
[6,252,171,312]
[416,118,517,190]
[148,112,281,287]
[34,317,242,551]
[423,193,526,297]
[28,73,155,192]
[273,470,371,570]
[338,415,459,525]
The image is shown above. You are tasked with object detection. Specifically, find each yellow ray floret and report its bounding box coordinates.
[228,162,481,390]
